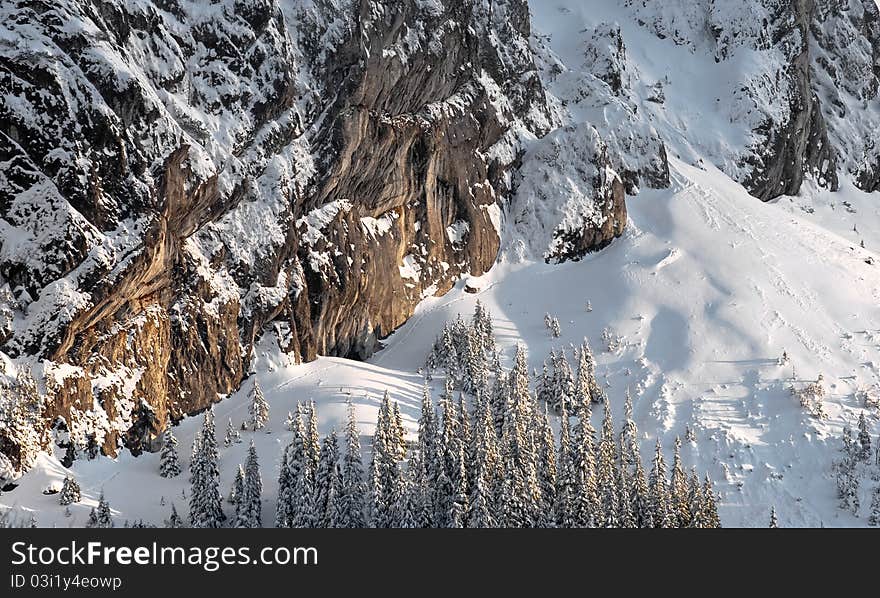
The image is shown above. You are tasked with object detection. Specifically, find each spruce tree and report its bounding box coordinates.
[248,378,270,431]
[769,506,778,528]
[596,397,619,527]
[339,400,367,528]
[857,412,872,461]
[370,394,400,527]
[686,468,704,527]
[85,507,99,528]
[188,408,225,528]
[702,474,721,528]
[555,402,575,527]
[224,417,241,446]
[391,397,407,460]
[449,443,469,528]
[469,399,498,528]
[165,503,184,528]
[670,437,690,526]
[417,384,438,527]
[868,484,880,527]
[649,439,674,528]
[237,441,262,527]
[305,401,321,477]
[536,406,557,527]
[159,426,181,478]
[96,491,113,528]
[229,464,245,505]
[571,400,598,527]
[274,446,292,526]
[313,431,340,527]
[59,475,81,506]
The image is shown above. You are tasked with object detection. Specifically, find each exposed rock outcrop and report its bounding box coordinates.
[0,0,569,464]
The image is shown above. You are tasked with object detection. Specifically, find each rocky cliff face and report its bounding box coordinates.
[0,0,570,466]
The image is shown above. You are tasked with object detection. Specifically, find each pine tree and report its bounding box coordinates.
[670,436,690,526]
[686,468,704,527]
[85,507,99,528]
[95,491,113,528]
[631,458,651,527]
[291,404,317,528]
[391,397,407,460]
[304,401,321,477]
[165,504,184,528]
[617,460,636,528]
[857,412,872,461]
[434,385,458,527]
[188,408,225,528]
[235,442,262,528]
[58,475,81,506]
[769,506,778,528]
[313,431,340,527]
[596,397,619,527]
[868,485,880,527]
[649,439,674,528]
[536,406,557,527]
[576,339,605,405]
[449,443,469,528]
[555,402,575,527]
[229,464,245,505]
[571,400,598,527]
[370,394,401,528]
[248,378,270,431]
[469,399,498,528]
[417,384,438,528]
[702,475,721,528]
[338,400,367,528]
[159,426,181,478]
[224,417,241,446]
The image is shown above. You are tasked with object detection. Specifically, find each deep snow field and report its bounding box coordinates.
[3,0,880,528]
[5,154,880,528]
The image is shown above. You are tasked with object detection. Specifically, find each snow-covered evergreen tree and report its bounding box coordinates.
[702,475,721,528]
[248,378,270,431]
[95,491,113,528]
[338,400,367,528]
[229,464,244,505]
[370,394,401,528]
[224,417,241,446]
[313,430,340,527]
[188,408,225,528]
[596,398,619,527]
[857,412,872,462]
[769,506,778,528]
[159,426,181,478]
[469,398,498,528]
[58,475,81,505]
[576,340,605,406]
[649,439,674,528]
[670,436,690,526]
[165,504,184,528]
[536,406,557,527]
[235,442,262,528]
[304,401,321,477]
[85,507,99,528]
[868,485,880,527]
[571,399,598,527]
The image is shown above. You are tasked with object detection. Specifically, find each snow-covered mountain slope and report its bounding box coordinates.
[4,0,880,528]
[6,153,879,527]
